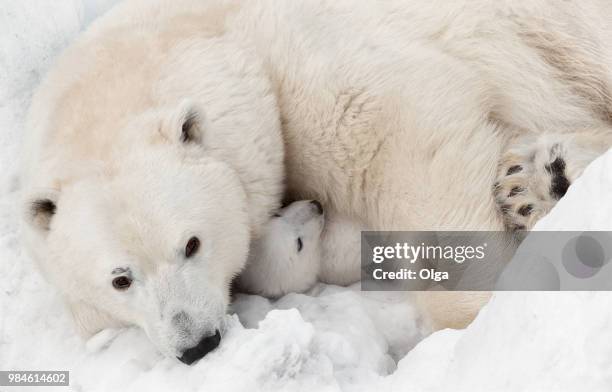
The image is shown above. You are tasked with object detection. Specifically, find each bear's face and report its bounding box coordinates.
[239,200,325,298]
[22,101,273,361]
[264,200,325,270]
[46,147,249,360]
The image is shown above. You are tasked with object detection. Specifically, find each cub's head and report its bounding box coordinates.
[239,200,325,298]
[266,200,325,269]
[20,19,284,363]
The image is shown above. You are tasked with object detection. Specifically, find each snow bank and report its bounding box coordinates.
[387,152,612,392]
[2,2,612,391]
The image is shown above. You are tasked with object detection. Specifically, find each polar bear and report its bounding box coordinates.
[239,200,325,298]
[21,0,612,363]
[239,199,366,297]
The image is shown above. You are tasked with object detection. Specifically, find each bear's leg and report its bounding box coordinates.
[494,128,612,231]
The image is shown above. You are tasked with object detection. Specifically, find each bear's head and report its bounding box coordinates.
[20,19,285,364]
[239,200,325,298]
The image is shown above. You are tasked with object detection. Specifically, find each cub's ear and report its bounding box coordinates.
[68,300,123,338]
[171,100,207,145]
[24,190,59,232]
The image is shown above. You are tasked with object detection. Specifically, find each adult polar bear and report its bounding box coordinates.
[21,0,612,362]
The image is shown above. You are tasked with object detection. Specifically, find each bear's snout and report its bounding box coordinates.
[177,330,221,365]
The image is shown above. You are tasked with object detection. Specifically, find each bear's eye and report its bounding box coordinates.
[112,276,132,291]
[297,237,303,252]
[185,236,200,258]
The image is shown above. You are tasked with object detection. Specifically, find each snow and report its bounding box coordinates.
[2,2,612,391]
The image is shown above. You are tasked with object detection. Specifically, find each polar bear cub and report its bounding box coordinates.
[239,200,325,297]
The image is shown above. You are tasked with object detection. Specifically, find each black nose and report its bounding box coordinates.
[177,330,221,365]
[310,200,323,215]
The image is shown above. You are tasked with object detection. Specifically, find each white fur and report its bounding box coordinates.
[20,0,612,357]
[239,200,324,298]
[240,200,368,296]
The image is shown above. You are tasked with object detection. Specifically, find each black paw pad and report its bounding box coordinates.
[506,165,522,175]
[518,204,533,216]
[508,186,524,197]
[544,156,566,175]
[545,157,570,200]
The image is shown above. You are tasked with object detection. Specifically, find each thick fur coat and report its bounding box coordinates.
[21,0,612,357]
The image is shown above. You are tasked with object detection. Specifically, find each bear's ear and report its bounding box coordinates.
[172,100,207,145]
[68,299,123,337]
[24,191,59,233]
